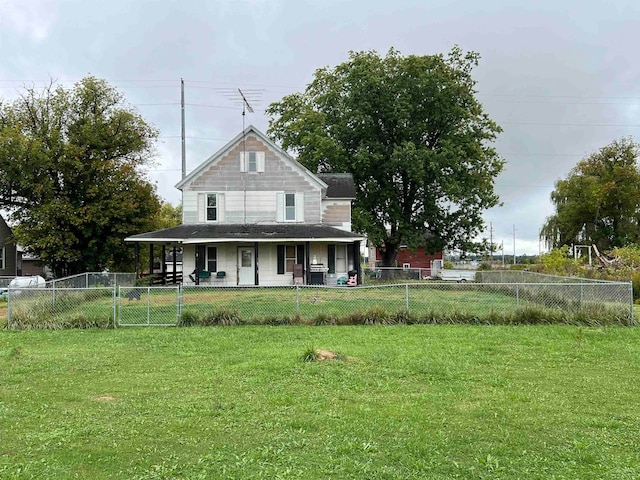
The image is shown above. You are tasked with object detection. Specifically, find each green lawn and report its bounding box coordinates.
[2,326,640,479]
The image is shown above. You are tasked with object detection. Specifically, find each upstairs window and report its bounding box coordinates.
[285,193,296,221]
[247,152,257,172]
[240,151,265,172]
[198,192,224,223]
[277,192,303,222]
[0,247,4,270]
[206,193,217,221]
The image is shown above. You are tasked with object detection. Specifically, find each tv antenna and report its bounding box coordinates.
[238,88,254,132]
[232,88,261,224]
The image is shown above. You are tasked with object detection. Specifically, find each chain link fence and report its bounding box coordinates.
[5,287,115,329]
[4,280,634,328]
[478,270,615,284]
[47,272,137,289]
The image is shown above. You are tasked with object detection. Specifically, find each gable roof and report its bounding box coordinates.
[318,173,357,199]
[174,125,328,191]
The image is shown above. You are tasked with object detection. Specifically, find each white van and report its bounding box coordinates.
[1,275,46,294]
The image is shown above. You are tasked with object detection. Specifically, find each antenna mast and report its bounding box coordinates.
[238,88,254,133]
[238,89,254,224]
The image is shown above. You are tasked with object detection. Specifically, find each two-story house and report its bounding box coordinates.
[0,215,21,277]
[126,126,364,286]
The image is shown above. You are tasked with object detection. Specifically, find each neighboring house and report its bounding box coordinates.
[382,247,443,270]
[369,244,443,274]
[21,252,52,279]
[126,126,364,286]
[0,215,22,276]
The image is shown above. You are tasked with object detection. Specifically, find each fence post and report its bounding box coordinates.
[86,272,89,289]
[296,285,300,314]
[516,284,520,309]
[113,286,117,328]
[630,282,635,325]
[7,288,10,328]
[405,284,409,311]
[177,285,182,324]
[147,286,151,326]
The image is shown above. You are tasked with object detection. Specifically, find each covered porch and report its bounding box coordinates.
[126,224,364,286]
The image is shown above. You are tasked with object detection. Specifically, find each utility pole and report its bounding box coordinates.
[181,78,186,180]
[489,222,493,262]
[513,224,517,265]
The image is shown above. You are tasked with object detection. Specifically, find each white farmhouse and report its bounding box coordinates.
[126,126,364,286]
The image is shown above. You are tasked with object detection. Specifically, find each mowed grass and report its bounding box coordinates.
[2,326,640,479]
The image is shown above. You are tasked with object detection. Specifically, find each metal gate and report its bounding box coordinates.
[118,286,181,326]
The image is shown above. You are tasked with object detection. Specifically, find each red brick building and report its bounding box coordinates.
[371,246,443,269]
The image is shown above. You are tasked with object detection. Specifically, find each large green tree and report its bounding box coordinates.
[0,77,162,276]
[267,47,504,266]
[541,138,640,251]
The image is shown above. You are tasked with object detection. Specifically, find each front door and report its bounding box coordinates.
[238,247,254,285]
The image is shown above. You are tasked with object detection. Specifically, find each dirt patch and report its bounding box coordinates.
[93,395,116,402]
[315,349,339,360]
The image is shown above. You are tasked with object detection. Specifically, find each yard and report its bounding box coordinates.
[2,326,640,479]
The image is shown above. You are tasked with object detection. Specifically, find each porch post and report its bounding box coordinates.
[148,244,154,279]
[354,240,361,285]
[305,242,311,285]
[134,243,140,278]
[161,245,166,285]
[254,242,259,285]
[172,246,177,285]
[195,245,206,285]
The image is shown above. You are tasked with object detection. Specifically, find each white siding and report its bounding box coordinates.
[295,192,304,222]
[182,191,198,224]
[276,193,285,222]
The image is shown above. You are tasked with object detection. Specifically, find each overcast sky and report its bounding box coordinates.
[1,0,639,255]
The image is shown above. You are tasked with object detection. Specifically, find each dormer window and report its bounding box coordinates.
[240,151,265,173]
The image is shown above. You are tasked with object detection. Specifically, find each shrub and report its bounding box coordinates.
[178,310,199,327]
[200,308,242,326]
[313,312,338,326]
[301,345,318,362]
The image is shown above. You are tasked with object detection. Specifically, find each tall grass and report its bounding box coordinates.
[4,285,634,329]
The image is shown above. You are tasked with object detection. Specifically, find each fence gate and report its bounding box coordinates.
[118,286,180,326]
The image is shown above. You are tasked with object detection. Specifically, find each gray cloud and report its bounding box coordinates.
[1,0,639,254]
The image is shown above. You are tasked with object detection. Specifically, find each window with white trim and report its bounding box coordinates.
[0,247,4,270]
[206,194,217,221]
[277,192,304,222]
[240,151,265,173]
[285,193,296,221]
[327,244,347,274]
[277,244,305,274]
[247,152,257,172]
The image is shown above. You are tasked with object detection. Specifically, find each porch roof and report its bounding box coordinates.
[125,224,365,244]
